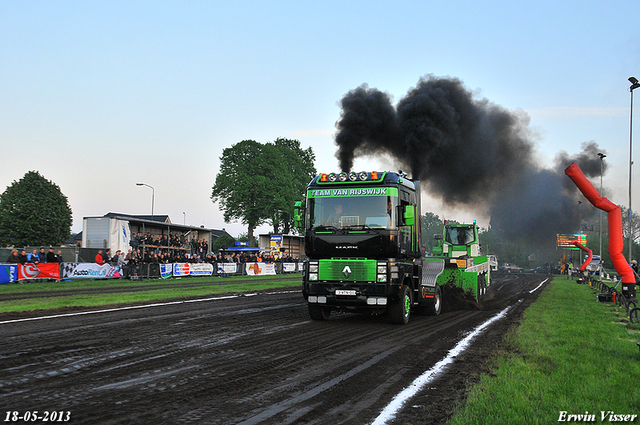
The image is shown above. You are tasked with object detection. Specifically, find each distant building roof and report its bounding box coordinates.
[104,212,171,223]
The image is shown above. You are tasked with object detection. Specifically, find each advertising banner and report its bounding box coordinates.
[172,263,214,277]
[61,263,122,279]
[160,263,173,279]
[245,262,276,276]
[217,263,238,274]
[282,262,297,273]
[18,263,61,280]
[0,264,18,284]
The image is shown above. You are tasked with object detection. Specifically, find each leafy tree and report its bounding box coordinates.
[0,171,73,246]
[266,138,315,234]
[212,138,315,246]
[210,233,236,252]
[420,212,444,254]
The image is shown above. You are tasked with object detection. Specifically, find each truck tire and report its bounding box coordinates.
[388,285,412,324]
[423,284,442,316]
[477,273,486,301]
[308,304,331,321]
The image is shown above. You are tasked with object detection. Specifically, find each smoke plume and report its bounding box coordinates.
[335,75,607,243]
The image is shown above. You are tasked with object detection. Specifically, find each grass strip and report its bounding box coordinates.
[0,275,301,313]
[448,277,640,425]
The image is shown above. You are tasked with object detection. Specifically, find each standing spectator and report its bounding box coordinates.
[103,248,112,264]
[6,249,20,263]
[95,250,104,265]
[56,250,64,263]
[46,248,57,263]
[38,248,47,263]
[18,250,29,264]
[111,250,121,265]
[27,249,40,263]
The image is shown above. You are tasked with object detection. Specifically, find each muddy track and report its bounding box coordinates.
[0,273,547,424]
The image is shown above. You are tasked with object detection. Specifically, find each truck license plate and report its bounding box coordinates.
[335,289,356,296]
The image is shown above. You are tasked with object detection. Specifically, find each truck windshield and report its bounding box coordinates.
[308,195,397,230]
[445,226,475,245]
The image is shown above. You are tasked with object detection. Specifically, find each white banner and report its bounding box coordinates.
[245,262,277,276]
[172,262,213,277]
[283,262,297,273]
[61,263,122,279]
[217,263,238,274]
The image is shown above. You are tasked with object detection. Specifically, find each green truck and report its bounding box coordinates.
[294,170,490,324]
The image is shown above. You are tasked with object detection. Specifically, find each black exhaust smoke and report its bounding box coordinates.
[334,75,607,242]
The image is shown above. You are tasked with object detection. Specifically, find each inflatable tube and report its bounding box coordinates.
[573,241,593,272]
[565,163,634,283]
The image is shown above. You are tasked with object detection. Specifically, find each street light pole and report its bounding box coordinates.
[136,182,155,218]
[598,152,606,260]
[628,77,640,262]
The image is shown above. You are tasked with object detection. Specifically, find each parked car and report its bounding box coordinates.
[499,263,523,273]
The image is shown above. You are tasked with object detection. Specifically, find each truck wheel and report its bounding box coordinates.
[477,273,486,301]
[423,284,442,316]
[389,285,412,324]
[308,304,331,321]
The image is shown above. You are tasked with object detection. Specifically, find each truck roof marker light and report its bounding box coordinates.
[320,173,327,182]
[371,171,378,180]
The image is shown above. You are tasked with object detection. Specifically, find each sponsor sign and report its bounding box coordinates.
[172,263,213,277]
[283,262,296,273]
[18,263,61,280]
[0,264,18,284]
[160,263,173,279]
[217,263,238,274]
[308,187,398,198]
[61,263,121,279]
[245,262,276,276]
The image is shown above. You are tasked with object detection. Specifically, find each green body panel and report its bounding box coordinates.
[318,258,377,282]
[434,268,480,295]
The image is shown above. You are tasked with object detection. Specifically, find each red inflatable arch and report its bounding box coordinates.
[573,241,592,272]
[564,163,634,284]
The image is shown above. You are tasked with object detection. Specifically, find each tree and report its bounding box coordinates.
[0,171,73,246]
[210,234,236,253]
[266,138,316,235]
[212,139,315,246]
[420,212,444,254]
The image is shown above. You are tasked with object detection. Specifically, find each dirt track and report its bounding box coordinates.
[0,273,547,424]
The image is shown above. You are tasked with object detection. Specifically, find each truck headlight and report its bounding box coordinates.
[309,263,318,273]
[377,274,387,282]
[309,273,318,281]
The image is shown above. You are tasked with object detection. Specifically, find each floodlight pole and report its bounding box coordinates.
[136,182,155,218]
[598,152,606,260]
[629,77,640,263]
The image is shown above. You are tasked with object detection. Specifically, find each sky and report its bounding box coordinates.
[1,0,640,238]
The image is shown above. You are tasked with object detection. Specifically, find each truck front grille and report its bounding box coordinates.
[318,259,376,282]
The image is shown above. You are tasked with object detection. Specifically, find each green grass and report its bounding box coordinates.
[448,278,640,425]
[0,274,302,313]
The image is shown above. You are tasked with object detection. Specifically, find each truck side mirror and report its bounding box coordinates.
[293,201,304,228]
[403,205,415,226]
